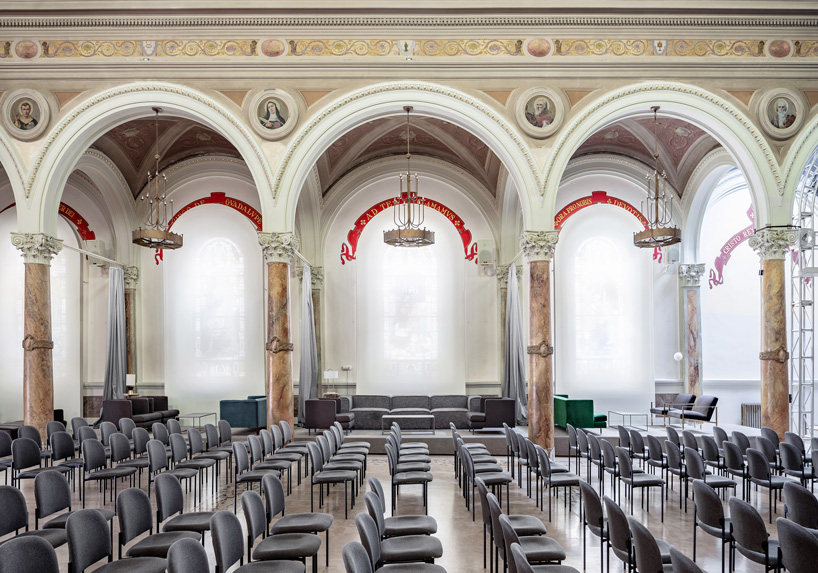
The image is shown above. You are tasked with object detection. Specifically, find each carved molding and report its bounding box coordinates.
[748,228,798,261]
[527,340,554,357]
[266,336,294,353]
[10,233,63,265]
[258,232,300,264]
[311,267,324,289]
[520,231,559,263]
[760,345,789,363]
[124,266,139,290]
[22,334,53,352]
[496,264,522,284]
[678,263,706,287]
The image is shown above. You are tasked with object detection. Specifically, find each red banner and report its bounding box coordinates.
[167,192,261,231]
[341,195,475,265]
[1,202,96,241]
[708,205,754,289]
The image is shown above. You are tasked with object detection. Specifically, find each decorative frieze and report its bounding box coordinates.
[748,227,798,261]
[520,231,559,263]
[258,232,300,264]
[124,266,139,290]
[678,263,706,287]
[10,233,62,265]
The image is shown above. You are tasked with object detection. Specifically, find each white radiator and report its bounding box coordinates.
[741,403,761,428]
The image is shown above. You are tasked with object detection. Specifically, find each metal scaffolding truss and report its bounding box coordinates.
[790,146,818,440]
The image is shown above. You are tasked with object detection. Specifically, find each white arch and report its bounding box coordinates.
[782,112,818,207]
[0,127,28,218]
[25,83,274,236]
[274,82,541,233]
[543,82,782,229]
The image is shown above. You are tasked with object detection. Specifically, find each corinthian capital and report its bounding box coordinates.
[496,264,522,284]
[311,267,324,289]
[10,233,63,265]
[520,231,559,262]
[748,227,798,261]
[678,263,705,287]
[258,232,300,264]
[124,266,139,289]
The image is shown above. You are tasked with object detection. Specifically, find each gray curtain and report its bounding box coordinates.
[502,266,528,425]
[102,266,127,401]
[297,266,319,423]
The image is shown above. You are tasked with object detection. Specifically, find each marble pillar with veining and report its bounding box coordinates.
[750,228,798,439]
[11,233,62,438]
[124,266,139,377]
[521,231,559,451]
[311,267,324,396]
[678,264,705,397]
[496,264,521,388]
[259,232,299,430]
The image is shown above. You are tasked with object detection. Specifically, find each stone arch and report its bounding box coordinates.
[25,83,274,237]
[273,81,541,233]
[543,82,782,229]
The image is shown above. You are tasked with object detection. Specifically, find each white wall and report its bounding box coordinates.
[0,208,24,423]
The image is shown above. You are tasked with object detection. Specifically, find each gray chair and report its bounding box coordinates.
[167,538,211,573]
[119,418,137,441]
[756,436,782,473]
[385,443,433,516]
[617,426,632,456]
[154,473,215,538]
[232,440,279,513]
[784,431,809,465]
[167,418,183,436]
[600,438,623,501]
[670,546,707,573]
[368,477,438,538]
[728,496,781,572]
[498,513,566,568]
[354,511,442,570]
[575,429,591,482]
[241,489,320,572]
[211,509,305,573]
[0,485,67,549]
[617,446,664,521]
[666,426,683,457]
[99,422,119,449]
[713,426,729,454]
[363,492,443,561]
[306,442,356,519]
[722,441,748,500]
[45,421,65,444]
[628,516,672,573]
[0,431,11,485]
[110,432,147,489]
[34,470,114,531]
[48,431,84,489]
[270,425,306,483]
[147,437,198,500]
[666,439,689,510]
[342,540,447,573]
[460,444,510,520]
[508,543,579,573]
[578,480,607,573]
[629,429,649,468]
[18,425,51,462]
[586,434,604,485]
[684,447,736,499]
[81,438,136,508]
[170,432,215,503]
[11,437,71,488]
[777,517,818,573]
[66,509,167,573]
[783,481,818,534]
[263,473,333,566]
[258,429,295,492]
[116,487,200,559]
[333,422,370,450]
[691,479,732,573]
[537,444,580,521]
[746,447,787,523]
[682,430,700,455]
[0,536,59,573]
[780,441,815,490]
[701,435,726,473]
[645,434,668,481]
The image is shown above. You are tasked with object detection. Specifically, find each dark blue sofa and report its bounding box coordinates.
[219,395,267,429]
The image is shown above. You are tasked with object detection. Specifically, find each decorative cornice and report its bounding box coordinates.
[678,263,705,287]
[10,232,62,264]
[748,227,798,260]
[496,264,522,284]
[520,230,559,262]
[124,266,139,289]
[258,231,299,264]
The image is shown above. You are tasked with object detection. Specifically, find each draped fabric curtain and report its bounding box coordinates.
[502,267,528,425]
[298,266,319,423]
[102,266,127,402]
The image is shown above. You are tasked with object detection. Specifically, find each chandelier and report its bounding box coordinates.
[383,106,435,248]
[634,106,682,249]
[132,107,183,250]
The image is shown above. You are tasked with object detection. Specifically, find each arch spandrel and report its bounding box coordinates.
[542,82,783,230]
[0,127,30,229]
[273,81,542,234]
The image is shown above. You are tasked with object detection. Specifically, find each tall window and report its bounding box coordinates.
[194,238,245,377]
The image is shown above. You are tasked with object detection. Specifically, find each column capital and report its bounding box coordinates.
[311,267,324,289]
[678,263,706,287]
[749,227,798,261]
[496,264,522,284]
[124,266,139,289]
[258,232,300,264]
[10,233,62,265]
[520,231,559,263]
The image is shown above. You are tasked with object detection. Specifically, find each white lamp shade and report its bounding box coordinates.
[323,370,339,380]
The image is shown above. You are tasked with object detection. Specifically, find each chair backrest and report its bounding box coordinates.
[487,492,507,560]
[167,418,183,435]
[109,432,132,464]
[0,536,59,573]
[628,516,665,573]
[729,496,770,554]
[603,495,632,562]
[0,430,10,458]
[218,420,233,445]
[691,395,718,418]
[509,543,537,573]
[240,490,268,548]
[270,424,285,451]
[279,420,294,445]
[579,480,605,532]
[34,470,71,522]
[116,487,153,545]
[204,424,220,450]
[666,440,683,472]
[684,447,705,480]
[756,436,777,464]
[524,439,539,472]
[152,422,170,446]
[566,424,578,449]
[50,430,76,462]
[646,434,664,463]
[154,472,186,524]
[45,421,65,443]
[132,427,150,457]
[354,512,382,571]
[119,418,136,440]
[784,481,818,528]
[587,433,602,462]
[666,426,681,451]
[777,517,818,573]
[700,435,720,464]
[761,427,780,447]
[384,443,398,476]
[615,446,634,479]
[167,537,210,573]
[498,514,523,564]
[82,438,107,472]
[210,510,244,572]
[76,425,97,446]
[669,546,704,573]
[342,540,374,573]
[722,441,744,472]
[576,427,590,456]
[600,439,617,471]
[307,442,324,474]
[629,429,646,454]
[691,479,725,530]
[731,431,750,454]
[66,508,112,573]
[70,417,89,441]
[232,441,250,475]
[780,442,804,472]
[99,421,118,446]
[317,435,334,466]
[11,437,42,471]
[367,477,387,515]
[169,433,189,465]
[187,429,205,456]
[262,473,286,519]
[364,492,388,537]
[784,431,805,454]
[682,430,699,452]
[0,486,29,536]
[746,448,770,480]
[459,445,475,480]
[535,445,553,478]
[474,477,492,529]
[247,435,264,467]
[18,425,42,447]
[712,426,729,449]
[259,429,274,457]
[617,426,631,451]
[147,438,169,473]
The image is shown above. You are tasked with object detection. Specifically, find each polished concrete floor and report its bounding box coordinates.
[3,429,784,572]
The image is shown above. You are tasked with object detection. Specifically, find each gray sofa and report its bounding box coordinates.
[339,394,482,429]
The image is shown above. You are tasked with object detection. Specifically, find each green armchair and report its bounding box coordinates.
[553,394,607,431]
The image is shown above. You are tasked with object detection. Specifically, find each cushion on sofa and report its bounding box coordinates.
[391,396,430,410]
[220,396,267,429]
[430,395,469,410]
[351,395,392,410]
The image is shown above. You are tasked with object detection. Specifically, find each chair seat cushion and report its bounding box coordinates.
[379,564,447,573]
[236,561,306,572]
[127,531,201,557]
[87,466,138,480]
[314,470,357,483]
[702,476,737,489]
[393,471,433,484]
[340,441,370,449]
[507,514,547,536]
[473,463,504,473]
[380,534,444,562]
[269,452,302,463]
[395,462,431,473]
[519,536,567,562]
[270,512,334,534]
[252,532,322,560]
[253,460,291,471]
[549,473,581,486]
[17,466,72,480]
[324,460,362,472]
[468,412,487,422]
[176,459,216,470]
[478,472,513,486]
[397,454,431,464]
[95,557,168,572]
[43,508,114,529]
[238,470,280,483]
[168,468,199,480]
[383,515,438,537]
[162,511,214,533]
[736,538,781,566]
[5,528,67,549]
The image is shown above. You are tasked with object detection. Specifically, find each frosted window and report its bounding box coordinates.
[194,238,246,377]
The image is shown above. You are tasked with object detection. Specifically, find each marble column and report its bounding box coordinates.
[749,228,798,439]
[259,232,299,430]
[311,267,324,396]
[124,266,138,379]
[521,231,559,450]
[11,233,63,438]
[678,264,705,396]
[496,264,522,388]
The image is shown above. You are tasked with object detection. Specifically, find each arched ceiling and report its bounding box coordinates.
[90,117,242,198]
[573,116,720,196]
[316,116,503,199]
